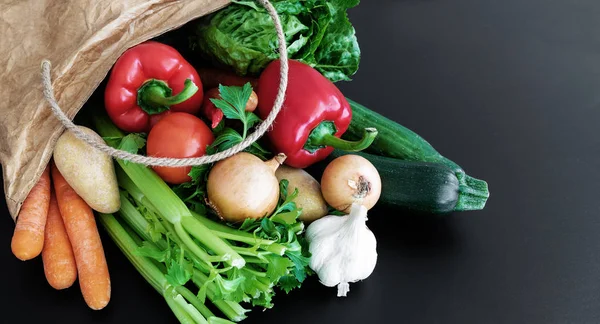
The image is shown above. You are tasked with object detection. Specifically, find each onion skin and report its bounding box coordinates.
[321,154,382,213]
[207,152,285,223]
[275,165,328,222]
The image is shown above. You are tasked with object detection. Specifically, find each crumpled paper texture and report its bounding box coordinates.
[0,0,230,220]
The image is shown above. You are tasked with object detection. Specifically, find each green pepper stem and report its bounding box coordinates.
[315,127,378,152]
[304,120,378,153]
[137,79,198,115]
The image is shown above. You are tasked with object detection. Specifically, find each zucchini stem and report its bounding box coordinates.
[454,173,490,211]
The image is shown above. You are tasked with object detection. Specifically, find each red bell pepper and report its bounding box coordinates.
[104,41,204,133]
[257,60,377,168]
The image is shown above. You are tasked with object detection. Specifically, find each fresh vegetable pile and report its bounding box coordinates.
[10,1,489,322]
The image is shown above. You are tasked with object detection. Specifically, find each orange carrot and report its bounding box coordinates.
[42,189,77,290]
[11,165,51,261]
[51,164,111,310]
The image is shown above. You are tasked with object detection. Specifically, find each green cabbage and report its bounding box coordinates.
[189,0,361,82]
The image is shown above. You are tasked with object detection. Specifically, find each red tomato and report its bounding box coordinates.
[146,112,214,184]
[148,110,172,130]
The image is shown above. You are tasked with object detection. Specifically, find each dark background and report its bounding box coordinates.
[3,0,600,323]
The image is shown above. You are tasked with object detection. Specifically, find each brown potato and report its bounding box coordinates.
[53,126,120,213]
[275,165,328,222]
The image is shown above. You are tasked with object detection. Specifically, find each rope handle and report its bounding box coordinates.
[40,0,287,167]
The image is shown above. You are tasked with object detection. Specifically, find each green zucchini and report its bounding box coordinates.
[313,150,488,213]
[344,98,489,209]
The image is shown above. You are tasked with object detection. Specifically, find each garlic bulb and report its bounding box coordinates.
[306,203,377,297]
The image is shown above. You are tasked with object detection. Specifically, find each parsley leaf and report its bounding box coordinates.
[119,133,146,153]
[271,210,302,225]
[102,136,122,148]
[271,179,301,217]
[246,141,271,160]
[234,179,312,294]
[265,254,294,282]
[135,242,168,262]
[188,165,210,184]
[285,247,311,283]
[278,275,302,294]
[219,83,253,117]
[165,259,192,287]
[207,84,271,160]
[213,273,245,301]
[172,164,211,212]
[245,112,262,129]
[210,128,244,152]
[103,133,146,165]
[211,83,256,138]
[165,248,193,287]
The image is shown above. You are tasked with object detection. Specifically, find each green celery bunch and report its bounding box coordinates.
[94,116,311,323]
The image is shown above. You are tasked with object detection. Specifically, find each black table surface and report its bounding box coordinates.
[3,1,600,323]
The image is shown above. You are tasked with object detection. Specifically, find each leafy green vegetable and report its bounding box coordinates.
[210,83,255,136]
[171,163,211,214]
[103,133,146,165]
[313,1,361,81]
[135,241,169,262]
[277,275,302,293]
[98,213,219,323]
[207,83,269,159]
[165,254,193,287]
[231,179,313,294]
[119,133,146,153]
[172,84,269,211]
[189,0,361,82]
[97,116,312,320]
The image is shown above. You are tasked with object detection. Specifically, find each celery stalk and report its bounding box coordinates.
[95,116,245,269]
[191,212,286,255]
[98,213,214,324]
[117,193,215,274]
[192,270,248,322]
[176,286,215,320]
[191,212,275,245]
[97,213,165,292]
[165,296,196,324]
[115,197,247,322]
[170,290,207,324]
[208,318,237,324]
[117,192,157,245]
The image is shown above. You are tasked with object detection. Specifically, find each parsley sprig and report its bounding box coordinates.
[207,83,270,160]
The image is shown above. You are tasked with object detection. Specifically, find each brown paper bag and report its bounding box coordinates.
[0,0,230,220]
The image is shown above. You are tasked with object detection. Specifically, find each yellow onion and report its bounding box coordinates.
[207,152,286,222]
[321,154,382,213]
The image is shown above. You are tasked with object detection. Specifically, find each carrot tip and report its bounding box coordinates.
[12,246,41,261]
[86,298,110,311]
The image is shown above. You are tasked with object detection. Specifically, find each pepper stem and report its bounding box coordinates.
[137,79,198,115]
[304,121,378,153]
